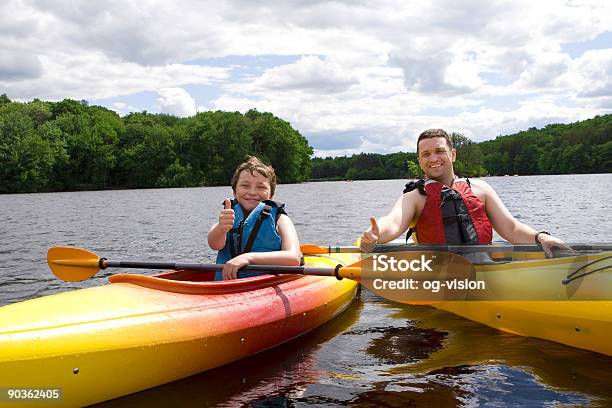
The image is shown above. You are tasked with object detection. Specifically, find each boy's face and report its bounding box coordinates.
[234,170,272,213]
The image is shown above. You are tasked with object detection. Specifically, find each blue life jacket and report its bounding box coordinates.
[215,199,285,280]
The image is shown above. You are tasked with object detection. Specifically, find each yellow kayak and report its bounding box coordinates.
[0,255,357,407]
[323,248,612,356]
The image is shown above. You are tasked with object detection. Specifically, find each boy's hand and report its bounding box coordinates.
[219,198,235,232]
[223,253,250,280]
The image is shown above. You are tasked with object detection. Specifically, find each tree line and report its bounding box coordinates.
[311,132,488,180]
[480,115,612,175]
[0,95,312,193]
[2,94,610,193]
[311,116,612,180]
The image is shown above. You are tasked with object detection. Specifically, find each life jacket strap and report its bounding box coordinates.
[405,227,415,243]
[404,179,426,242]
[440,187,479,244]
[243,204,273,254]
[403,179,426,195]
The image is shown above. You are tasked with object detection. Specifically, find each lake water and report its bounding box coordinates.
[1,174,611,406]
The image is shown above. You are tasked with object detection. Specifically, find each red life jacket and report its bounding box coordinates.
[404,178,492,244]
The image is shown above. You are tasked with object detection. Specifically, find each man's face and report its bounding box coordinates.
[417,137,456,180]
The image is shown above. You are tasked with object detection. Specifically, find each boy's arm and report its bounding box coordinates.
[208,222,228,250]
[244,215,302,266]
[220,214,302,280]
[208,199,234,250]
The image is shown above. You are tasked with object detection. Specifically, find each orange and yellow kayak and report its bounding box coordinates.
[0,256,357,407]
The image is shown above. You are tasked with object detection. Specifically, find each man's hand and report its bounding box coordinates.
[539,233,572,258]
[359,216,380,252]
[218,198,235,233]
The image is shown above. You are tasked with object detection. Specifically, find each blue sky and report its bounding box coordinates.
[1,1,611,156]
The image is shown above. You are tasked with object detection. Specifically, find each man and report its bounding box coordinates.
[359,129,567,257]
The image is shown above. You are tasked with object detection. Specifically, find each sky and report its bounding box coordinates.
[1,0,611,157]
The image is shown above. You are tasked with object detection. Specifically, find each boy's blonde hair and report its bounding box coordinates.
[231,156,277,197]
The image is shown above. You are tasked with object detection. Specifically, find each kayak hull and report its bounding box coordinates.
[434,250,612,356]
[434,300,612,356]
[327,250,612,356]
[0,256,358,407]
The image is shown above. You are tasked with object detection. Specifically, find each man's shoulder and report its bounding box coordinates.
[401,188,427,212]
[465,178,497,204]
[402,188,426,199]
[467,178,492,191]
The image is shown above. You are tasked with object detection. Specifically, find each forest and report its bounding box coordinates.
[1,94,610,193]
[0,95,312,193]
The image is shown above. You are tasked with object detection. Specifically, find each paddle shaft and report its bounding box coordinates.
[101,259,341,277]
[312,243,612,254]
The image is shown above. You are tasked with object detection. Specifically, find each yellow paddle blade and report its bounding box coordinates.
[300,244,329,255]
[47,246,100,282]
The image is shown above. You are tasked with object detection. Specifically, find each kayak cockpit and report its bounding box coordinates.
[108,270,306,295]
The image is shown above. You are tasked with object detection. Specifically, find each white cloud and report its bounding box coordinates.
[251,56,357,94]
[566,49,612,99]
[157,87,197,117]
[0,51,230,100]
[111,102,139,116]
[1,0,612,155]
[0,50,42,80]
[514,53,572,88]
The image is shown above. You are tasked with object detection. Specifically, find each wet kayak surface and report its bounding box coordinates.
[2,174,612,406]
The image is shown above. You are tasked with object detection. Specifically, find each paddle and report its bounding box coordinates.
[300,243,612,255]
[47,246,362,282]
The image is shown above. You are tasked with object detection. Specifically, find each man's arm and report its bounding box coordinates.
[474,180,568,257]
[359,190,420,251]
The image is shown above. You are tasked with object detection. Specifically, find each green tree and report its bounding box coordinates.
[0,104,58,192]
[50,106,119,190]
[117,114,177,188]
[406,160,423,178]
[451,132,486,176]
[246,109,312,183]
[0,94,11,106]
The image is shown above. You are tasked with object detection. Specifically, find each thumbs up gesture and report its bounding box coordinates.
[359,216,380,252]
[218,198,235,232]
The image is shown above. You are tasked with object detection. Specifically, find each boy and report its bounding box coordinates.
[208,156,302,280]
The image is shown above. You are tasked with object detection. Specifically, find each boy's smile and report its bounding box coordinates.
[234,170,272,213]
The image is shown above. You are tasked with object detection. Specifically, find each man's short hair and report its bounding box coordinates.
[417,129,453,155]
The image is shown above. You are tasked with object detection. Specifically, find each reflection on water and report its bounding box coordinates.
[2,174,612,407]
[351,324,447,364]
